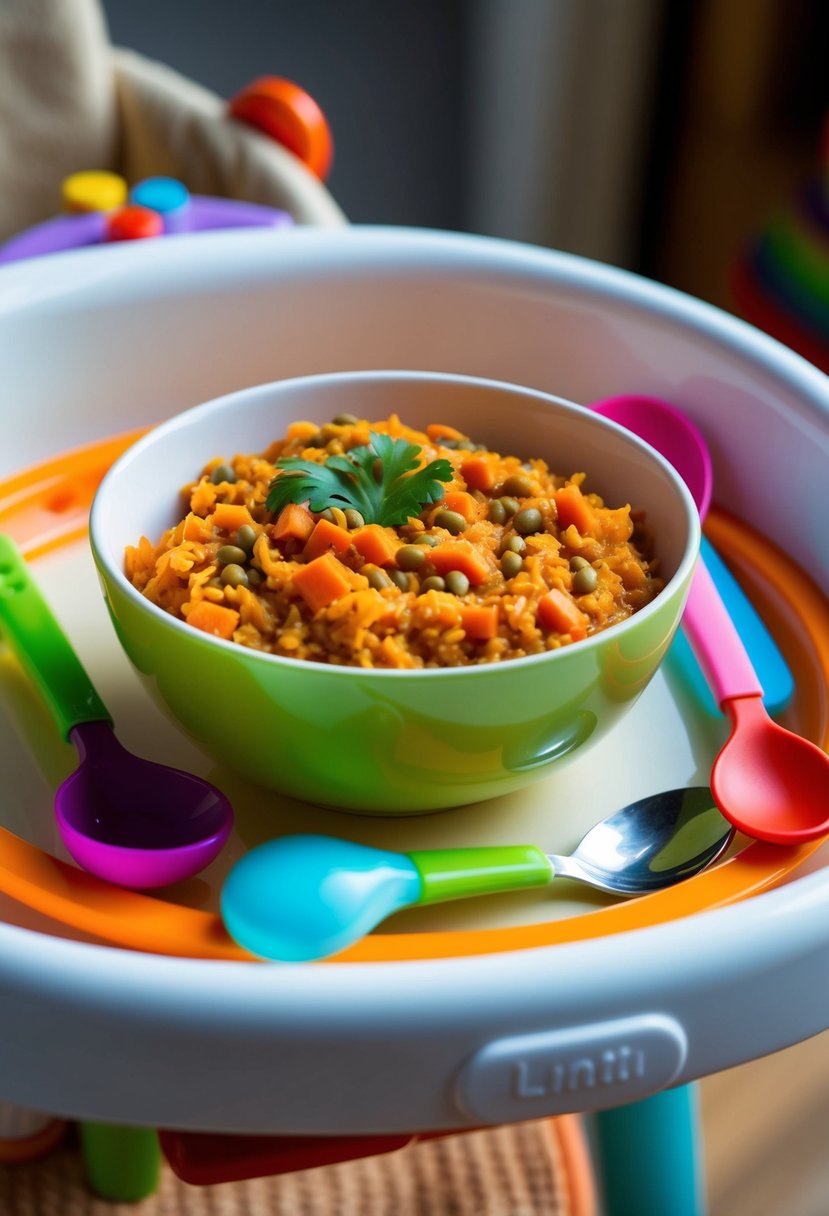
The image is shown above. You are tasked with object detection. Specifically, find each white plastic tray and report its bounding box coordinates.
[0,227,826,1135]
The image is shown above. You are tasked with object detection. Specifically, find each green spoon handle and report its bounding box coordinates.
[409,844,554,905]
[0,534,110,741]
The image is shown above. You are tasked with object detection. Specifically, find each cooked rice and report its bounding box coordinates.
[125,414,663,668]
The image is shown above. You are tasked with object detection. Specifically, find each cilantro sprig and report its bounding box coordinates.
[266,432,453,526]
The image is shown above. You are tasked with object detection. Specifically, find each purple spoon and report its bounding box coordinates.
[0,534,233,888]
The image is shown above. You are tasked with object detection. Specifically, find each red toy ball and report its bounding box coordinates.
[105,205,165,243]
[228,76,334,181]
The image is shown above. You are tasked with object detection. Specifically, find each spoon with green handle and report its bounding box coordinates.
[0,534,233,889]
[221,787,731,961]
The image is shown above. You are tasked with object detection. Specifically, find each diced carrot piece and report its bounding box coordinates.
[272,502,315,544]
[459,603,498,640]
[428,542,490,585]
[537,588,589,641]
[460,455,495,492]
[554,484,595,535]
[426,423,465,443]
[292,553,352,613]
[443,490,480,522]
[186,600,240,640]
[212,502,254,532]
[303,517,353,561]
[352,524,398,568]
[182,513,211,542]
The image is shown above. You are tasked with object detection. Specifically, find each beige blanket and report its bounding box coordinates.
[0,0,346,242]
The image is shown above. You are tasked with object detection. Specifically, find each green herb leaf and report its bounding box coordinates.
[266,433,452,526]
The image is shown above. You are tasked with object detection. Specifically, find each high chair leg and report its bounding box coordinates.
[79,1122,161,1202]
[591,1083,705,1216]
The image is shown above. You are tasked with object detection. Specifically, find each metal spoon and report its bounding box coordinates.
[0,534,233,889]
[221,787,732,961]
[591,394,829,844]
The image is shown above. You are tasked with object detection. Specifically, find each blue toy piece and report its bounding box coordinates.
[130,176,191,232]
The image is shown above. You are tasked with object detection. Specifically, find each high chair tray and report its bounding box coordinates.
[0,227,825,1137]
[0,468,823,961]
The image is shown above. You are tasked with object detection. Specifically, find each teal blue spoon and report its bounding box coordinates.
[221,788,732,962]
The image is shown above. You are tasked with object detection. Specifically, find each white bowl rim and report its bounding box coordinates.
[90,368,701,680]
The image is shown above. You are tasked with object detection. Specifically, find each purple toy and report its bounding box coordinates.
[0,181,293,267]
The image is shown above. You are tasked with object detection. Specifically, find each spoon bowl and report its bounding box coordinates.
[713,695,829,844]
[592,392,793,716]
[0,535,234,889]
[554,786,733,895]
[593,394,712,519]
[590,395,825,844]
[56,722,233,889]
[221,786,733,962]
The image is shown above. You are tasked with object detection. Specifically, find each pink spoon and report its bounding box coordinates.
[683,562,829,843]
[592,394,829,844]
[592,393,712,520]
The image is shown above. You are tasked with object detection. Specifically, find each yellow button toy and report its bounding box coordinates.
[61,171,128,214]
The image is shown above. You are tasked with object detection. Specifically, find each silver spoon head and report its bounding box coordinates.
[554,786,733,897]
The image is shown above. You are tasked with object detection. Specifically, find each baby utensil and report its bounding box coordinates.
[591,394,793,716]
[592,393,713,518]
[591,395,827,843]
[683,559,829,843]
[221,787,732,961]
[695,532,793,714]
[0,535,233,888]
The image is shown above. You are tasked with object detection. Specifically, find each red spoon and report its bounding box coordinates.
[683,560,829,843]
[593,394,829,844]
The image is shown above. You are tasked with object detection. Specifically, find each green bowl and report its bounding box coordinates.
[89,371,700,813]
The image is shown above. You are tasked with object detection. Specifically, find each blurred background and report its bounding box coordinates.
[101,0,827,318]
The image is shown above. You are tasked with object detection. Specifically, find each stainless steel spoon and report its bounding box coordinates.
[221,787,733,961]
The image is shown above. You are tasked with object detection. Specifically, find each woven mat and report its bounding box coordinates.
[0,1121,577,1215]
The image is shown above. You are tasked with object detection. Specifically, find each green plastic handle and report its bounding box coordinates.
[0,534,110,741]
[409,844,554,905]
[80,1124,161,1202]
